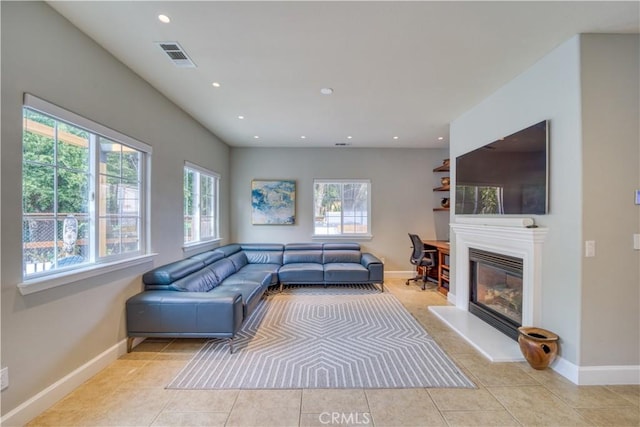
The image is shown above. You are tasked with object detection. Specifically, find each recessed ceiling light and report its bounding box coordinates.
[238,115,245,120]
[438,136,444,140]
[393,136,399,140]
[347,136,353,139]
[212,82,221,88]
[320,87,333,95]
[158,14,171,23]
[253,135,260,139]
[300,136,306,139]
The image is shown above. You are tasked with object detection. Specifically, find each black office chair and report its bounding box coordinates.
[406,233,437,290]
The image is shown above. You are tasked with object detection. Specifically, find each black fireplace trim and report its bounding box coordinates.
[469,302,520,341]
[469,248,523,342]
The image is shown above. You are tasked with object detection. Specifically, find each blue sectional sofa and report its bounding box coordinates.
[125,242,384,352]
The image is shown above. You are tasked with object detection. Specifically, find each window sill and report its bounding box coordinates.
[17,253,158,296]
[182,239,222,257]
[311,234,373,241]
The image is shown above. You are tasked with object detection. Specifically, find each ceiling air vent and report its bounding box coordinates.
[155,42,196,68]
[335,142,351,147]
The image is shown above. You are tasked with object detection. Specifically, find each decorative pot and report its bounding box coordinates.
[441,198,450,208]
[517,326,559,370]
[440,177,450,186]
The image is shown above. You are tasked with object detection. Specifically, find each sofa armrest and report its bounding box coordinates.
[361,253,384,283]
[361,252,382,268]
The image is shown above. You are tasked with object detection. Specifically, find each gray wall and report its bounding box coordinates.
[450,34,639,368]
[230,147,449,271]
[579,34,639,366]
[1,2,230,415]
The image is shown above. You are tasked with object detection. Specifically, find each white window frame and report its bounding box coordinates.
[312,179,372,239]
[18,94,154,295]
[183,162,220,252]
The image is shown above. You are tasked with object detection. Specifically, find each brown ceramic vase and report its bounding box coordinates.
[517,326,559,370]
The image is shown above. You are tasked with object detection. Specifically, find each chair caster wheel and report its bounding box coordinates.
[405,280,409,286]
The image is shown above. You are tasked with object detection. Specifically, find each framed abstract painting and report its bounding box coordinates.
[251,180,296,225]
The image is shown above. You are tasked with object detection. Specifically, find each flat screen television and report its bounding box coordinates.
[455,120,549,215]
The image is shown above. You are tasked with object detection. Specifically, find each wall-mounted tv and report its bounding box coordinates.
[455,120,549,215]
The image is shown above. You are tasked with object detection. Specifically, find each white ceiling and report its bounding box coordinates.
[48,1,639,149]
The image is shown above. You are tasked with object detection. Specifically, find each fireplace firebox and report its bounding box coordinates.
[469,248,523,341]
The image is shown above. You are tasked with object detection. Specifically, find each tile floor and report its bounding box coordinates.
[28,279,639,426]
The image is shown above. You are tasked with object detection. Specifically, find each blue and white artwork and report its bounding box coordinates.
[251,180,296,225]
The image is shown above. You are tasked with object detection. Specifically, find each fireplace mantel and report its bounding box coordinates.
[430,219,548,362]
[450,221,548,326]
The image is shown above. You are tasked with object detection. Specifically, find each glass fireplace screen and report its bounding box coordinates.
[470,249,523,326]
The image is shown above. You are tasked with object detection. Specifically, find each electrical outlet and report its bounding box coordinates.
[585,240,596,257]
[634,234,640,250]
[1,367,8,391]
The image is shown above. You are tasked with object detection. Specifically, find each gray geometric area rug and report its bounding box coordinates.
[167,285,475,389]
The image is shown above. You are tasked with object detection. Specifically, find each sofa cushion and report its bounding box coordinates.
[278,263,324,283]
[285,243,323,250]
[168,265,220,292]
[190,251,224,266]
[228,251,249,271]
[210,258,237,283]
[323,243,360,251]
[238,263,281,286]
[283,250,323,264]
[214,244,242,257]
[143,259,204,290]
[241,243,285,264]
[323,250,361,264]
[324,263,369,282]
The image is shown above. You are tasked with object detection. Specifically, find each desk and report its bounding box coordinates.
[423,240,450,296]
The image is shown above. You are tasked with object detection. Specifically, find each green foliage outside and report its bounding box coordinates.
[22,109,141,270]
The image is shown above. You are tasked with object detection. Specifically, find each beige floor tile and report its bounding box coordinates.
[432,331,477,355]
[49,383,118,412]
[232,388,302,409]
[577,406,640,426]
[606,384,640,407]
[441,410,521,426]
[226,407,300,427]
[366,388,446,426]
[151,411,229,426]
[428,388,504,411]
[549,384,635,409]
[226,388,303,426]
[120,360,187,388]
[301,389,369,413]
[488,385,593,426]
[26,409,110,427]
[455,354,539,387]
[101,386,175,412]
[163,389,239,412]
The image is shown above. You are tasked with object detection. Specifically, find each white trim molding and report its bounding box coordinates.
[551,356,640,385]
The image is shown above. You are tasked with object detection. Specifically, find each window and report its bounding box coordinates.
[184,163,219,244]
[313,179,371,237]
[21,94,150,280]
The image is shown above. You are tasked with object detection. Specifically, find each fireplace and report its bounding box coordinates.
[469,248,523,341]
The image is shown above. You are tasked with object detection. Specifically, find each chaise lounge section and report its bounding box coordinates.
[126,242,383,352]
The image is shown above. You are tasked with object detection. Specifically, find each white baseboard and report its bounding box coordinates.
[551,356,640,385]
[1,339,128,427]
